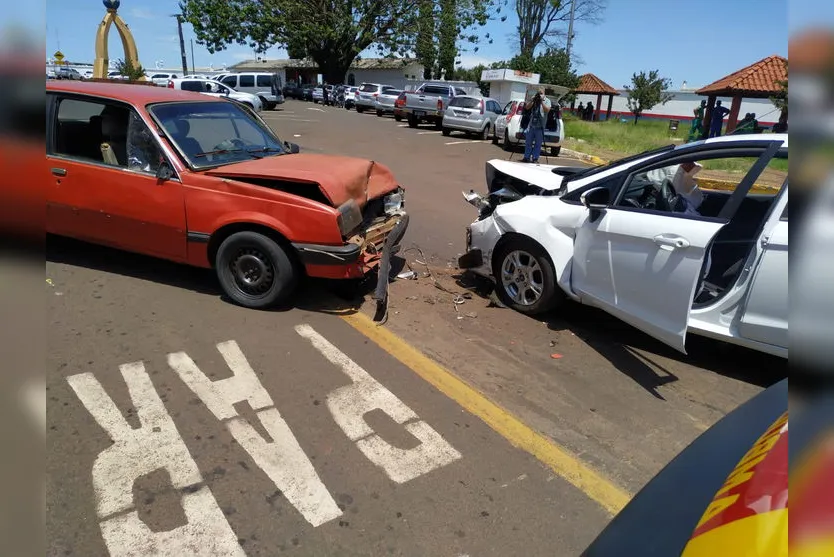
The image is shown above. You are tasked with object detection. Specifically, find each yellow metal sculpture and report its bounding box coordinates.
[93,0,144,80]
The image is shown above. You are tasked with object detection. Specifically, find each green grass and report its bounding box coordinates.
[562,113,788,174]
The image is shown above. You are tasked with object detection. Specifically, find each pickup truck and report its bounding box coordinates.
[402,83,468,128]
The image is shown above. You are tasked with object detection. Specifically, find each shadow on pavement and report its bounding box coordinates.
[453,271,787,395]
[45,235,404,316]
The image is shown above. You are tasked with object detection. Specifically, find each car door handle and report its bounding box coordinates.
[654,234,690,250]
[51,167,67,177]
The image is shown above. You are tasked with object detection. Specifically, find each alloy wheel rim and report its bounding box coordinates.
[500,250,544,306]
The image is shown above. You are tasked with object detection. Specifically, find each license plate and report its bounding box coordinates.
[455,111,469,117]
[414,110,426,117]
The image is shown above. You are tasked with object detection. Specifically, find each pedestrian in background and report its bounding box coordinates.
[576,101,584,118]
[688,100,706,142]
[709,100,730,137]
[584,101,594,121]
[322,82,330,106]
[521,86,551,164]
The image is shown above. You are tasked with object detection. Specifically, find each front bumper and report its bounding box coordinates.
[294,209,409,279]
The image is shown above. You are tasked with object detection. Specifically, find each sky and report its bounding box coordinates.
[40,0,818,89]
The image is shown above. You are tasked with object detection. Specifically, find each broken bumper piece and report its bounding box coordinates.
[372,212,410,322]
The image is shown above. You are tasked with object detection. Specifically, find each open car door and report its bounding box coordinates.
[571,139,784,353]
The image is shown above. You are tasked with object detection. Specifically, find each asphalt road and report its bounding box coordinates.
[46,99,788,556]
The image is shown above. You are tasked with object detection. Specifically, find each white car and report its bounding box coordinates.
[458,134,788,358]
[166,78,263,112]
[494,93,566,156]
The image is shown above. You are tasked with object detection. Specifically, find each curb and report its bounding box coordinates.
[560,148,779,195]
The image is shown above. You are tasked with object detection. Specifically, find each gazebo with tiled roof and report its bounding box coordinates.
[696,54,787,136]
[573,73,619,121]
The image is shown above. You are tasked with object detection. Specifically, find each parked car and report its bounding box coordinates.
[393,92,407,121]
[458,134,789,358]
[219,72,284,109]
[354,83,396,113]
[312,85,334,104]
[375,89,403,117]
[283,83,304,100]
[55,67,83,80]
[107,70,128,80]
[344,86,359,109]
[401,82,468,128]
[45,80,408,309]
[582,378,787,557]
[148,72,180,86]
[441,96,502,140]
[494,89,567,156]
[301,84,315,101]
[166,78,263,112]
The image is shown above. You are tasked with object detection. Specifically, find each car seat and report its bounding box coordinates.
[170,119,202,159]
[100,109,127,166]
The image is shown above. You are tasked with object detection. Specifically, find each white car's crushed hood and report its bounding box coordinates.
[486,159,566,192]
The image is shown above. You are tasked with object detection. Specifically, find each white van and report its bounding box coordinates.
[219,72,284,110]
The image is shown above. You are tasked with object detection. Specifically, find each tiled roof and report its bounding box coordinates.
[696,55,787,96]
[789,30,834,71]
[574,73,618,95]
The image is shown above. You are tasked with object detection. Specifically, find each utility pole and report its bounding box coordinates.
[190,39,196,74]
[173,14,188,75]
[565,0,576,64]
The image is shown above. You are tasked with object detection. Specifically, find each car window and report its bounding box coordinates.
[449,97,481,109]
[359,84,378,92]
[613,154,787,219]
[221,75,237,87]
[256,75,271,87]
[238,75,254,88]
[455,88,467,96]
[422,85,450,95]
[180,80,204,92]
[151,101,286,168]
[54,97,163,174]
[501,101,513,115]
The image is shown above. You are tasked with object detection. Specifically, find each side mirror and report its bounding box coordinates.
[580,186,610,220]
[284,141,300,154]
[155,161,174,181]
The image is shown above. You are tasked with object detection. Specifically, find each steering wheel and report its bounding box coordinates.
[656,178,678,212]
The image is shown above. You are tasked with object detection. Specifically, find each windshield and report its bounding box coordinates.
[449,97,481,109]
[150,101,287,169]
[558,143,677,188]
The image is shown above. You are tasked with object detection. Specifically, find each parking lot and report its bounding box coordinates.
[46,98,788,556]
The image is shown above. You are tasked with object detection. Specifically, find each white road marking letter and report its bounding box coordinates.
[66,363,243,556]
[168,341,341,527]
[295,324,462,483]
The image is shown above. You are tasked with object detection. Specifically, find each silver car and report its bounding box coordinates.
[354,82,395,113]
[441,96,502,140]
[375,88,403,116]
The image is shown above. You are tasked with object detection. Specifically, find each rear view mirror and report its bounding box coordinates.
[581,186,610,209]
[155,161,174,181]
[284,141,300,154]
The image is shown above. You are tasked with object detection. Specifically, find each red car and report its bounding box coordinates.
[45,81,408,308]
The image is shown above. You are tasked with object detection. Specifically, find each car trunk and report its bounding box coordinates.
[448,97,484,121]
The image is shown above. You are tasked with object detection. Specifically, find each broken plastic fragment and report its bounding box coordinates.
[550,353,563,359]
[396,271,417,280]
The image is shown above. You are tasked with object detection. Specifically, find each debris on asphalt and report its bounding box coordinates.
[293,134,301,137]
[549,340,556,347]
[405,295,418,300]
[462,292,472,299]
[414,259,426,265]
[453,296,466,305]
[397,270,417,280]
[550,353,563,359]
[46,278,54,287]
[465,312,478,319]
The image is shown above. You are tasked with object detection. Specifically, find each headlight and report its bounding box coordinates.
[384,189,405,215]
[337,199,363,237]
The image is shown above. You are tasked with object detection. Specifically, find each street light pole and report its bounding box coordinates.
[190,39,196,74]
[173,14,188,75]
[565,0,576,64]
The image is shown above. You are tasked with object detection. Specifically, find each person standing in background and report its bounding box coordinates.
[709,100,730,137]
[576,101,584,118]
[521,86,551,163]
[688,100,706,142]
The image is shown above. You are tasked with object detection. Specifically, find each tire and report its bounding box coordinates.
[502,131,512,152]
[356,106,365,113]
[258,96,268,108]
[480,124,491,141]
[492,236,562,315]
[434,119,443,130]
[376,110,383,117]
[441,127,451,136]
[407,115,418,128]
[492,130,499,145]
[215,231,298,309]
[551,146,561,157]
[394,114,402,122]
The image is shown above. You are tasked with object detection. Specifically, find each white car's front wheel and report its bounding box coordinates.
[493,237,562,315]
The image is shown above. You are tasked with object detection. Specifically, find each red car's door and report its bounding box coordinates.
[47,95,187,261]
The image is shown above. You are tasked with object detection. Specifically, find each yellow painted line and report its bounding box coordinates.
[341,311,632,515]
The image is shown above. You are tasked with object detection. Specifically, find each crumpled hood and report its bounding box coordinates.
[486,159,566,192]
[206,153,399,207]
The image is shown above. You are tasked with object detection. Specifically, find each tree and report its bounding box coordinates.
[515,0,605,59]
[623,70,673,124]
[180,0,492,85]
[415,0,437,79]
[770,61,788,115]
[437,0,458,79]
[115,58,146,81]
[532,48,579,91]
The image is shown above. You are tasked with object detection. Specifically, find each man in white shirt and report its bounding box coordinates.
[672,161,704,215]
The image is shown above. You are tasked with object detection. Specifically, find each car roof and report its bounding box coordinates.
[46,80,219,105]
[675,132,788,150]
